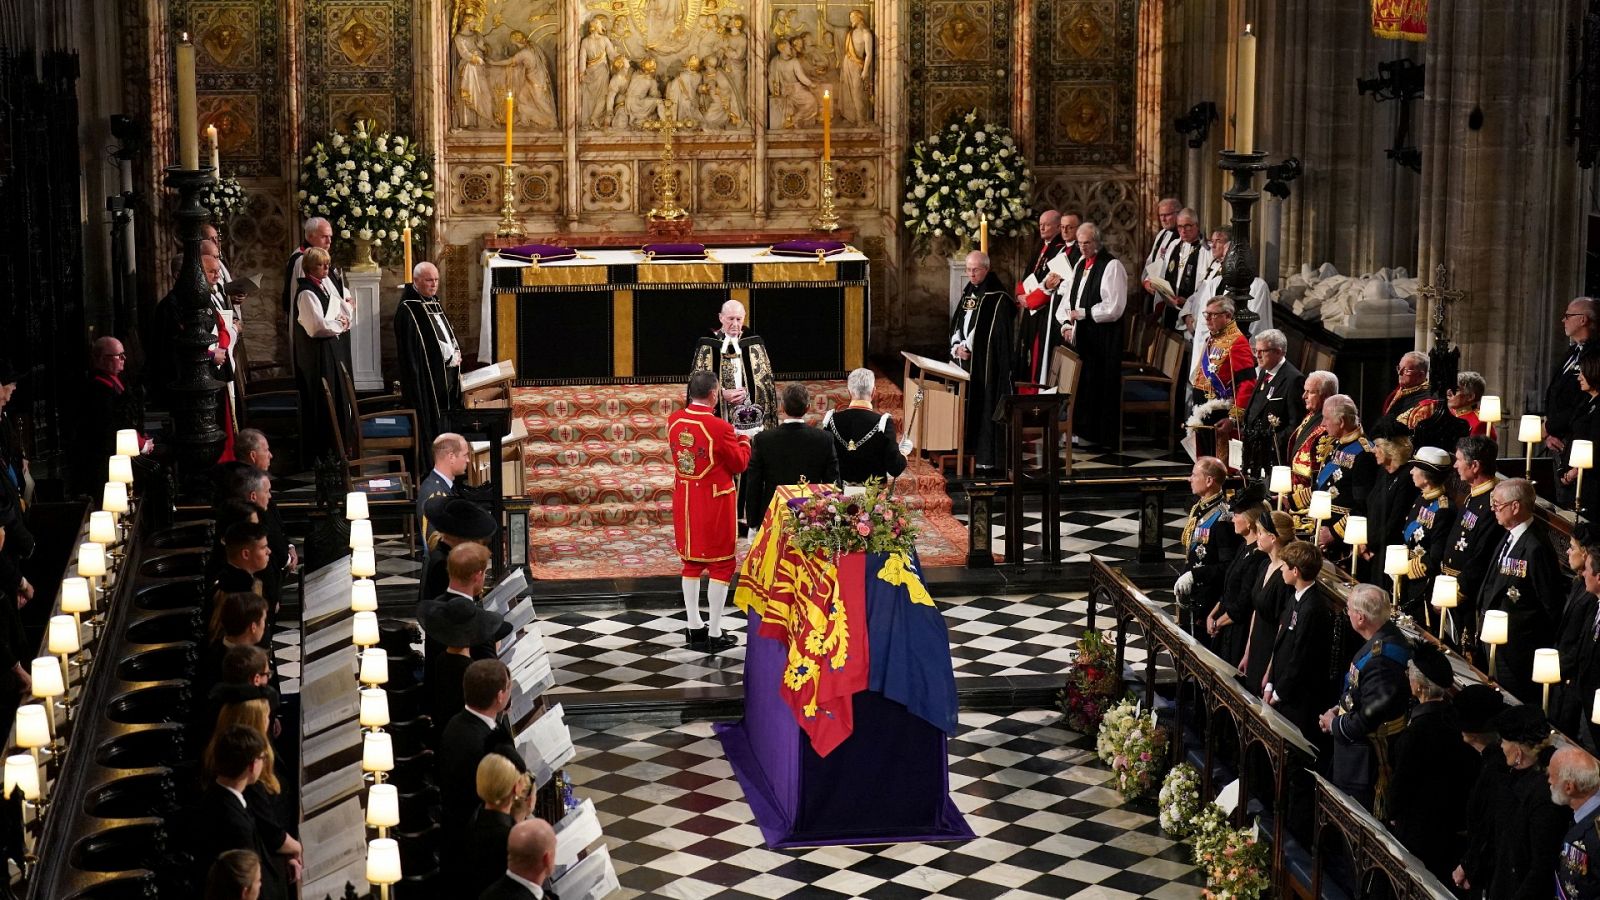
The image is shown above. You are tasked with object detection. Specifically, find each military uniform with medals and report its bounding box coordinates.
[1476,521,1565,705]
[1559,801,1600,899]
[1180,492,1241,638]
[1308,427,1377,553]
[1440,478,1504,646]
[1377,381,1438,433]
[1329,620,1412,814]
[1398,485,1456,621]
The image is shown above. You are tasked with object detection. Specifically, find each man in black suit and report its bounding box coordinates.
[1477,477,1565,704]
[478,818,558,899]
[1263,541,1334,744]
[1546,297,1599,469]
[420,495,498,605]
[419,432,471,550]
[194,724,300,898]
[822,368,908,486]
[1559,543,1600,752]
[742,383,839,527]
[210,520,271,633]
[1241,328,1303,474]
[439,659,527,836]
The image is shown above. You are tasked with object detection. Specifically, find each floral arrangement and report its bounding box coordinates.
[901,110,1035,256]
[297,120,434,260]
[1188,803,1231,861]
[1059,629,1122,733]
[1158,763,1203,837]
[783,479,918,556]
[1196,818,1271,899]
[200,176,247,225]
[1095,698,1167,799]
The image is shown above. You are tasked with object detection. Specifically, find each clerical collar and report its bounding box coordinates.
[781,418,806,425]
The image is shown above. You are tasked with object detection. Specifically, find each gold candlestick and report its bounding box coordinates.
[496,163,524,238]
[812,157,841,233]
[642,100,695,221]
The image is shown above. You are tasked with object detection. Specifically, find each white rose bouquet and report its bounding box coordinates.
[298,120,434,262]
[902,110,1034,256]
[199,176,246,225]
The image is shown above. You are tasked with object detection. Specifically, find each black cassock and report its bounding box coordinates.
[949,272,1015,469]
[292,276,354,463]
[394,284,463,454]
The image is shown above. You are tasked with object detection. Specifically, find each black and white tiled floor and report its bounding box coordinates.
[950,506,1190,565]
[570,709,1205,899]
[536,592,1173,697]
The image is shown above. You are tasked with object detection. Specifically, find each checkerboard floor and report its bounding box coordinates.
[948,504,1190,566]
[540,592,1172,697]
[569,709,1205,899]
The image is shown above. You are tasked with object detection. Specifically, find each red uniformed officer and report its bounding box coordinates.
[669,370,752,653]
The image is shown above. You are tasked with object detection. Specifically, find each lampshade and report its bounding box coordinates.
[1480,396,1502,424]
[77,542,106,579]
[359,688,390,729]
[1533,648,1562,684]
[350,578,378,613]
[362,731,394,774]
[366,783,400,829]
[1308,490,1333,520]
[359,648,389,686]
[1482,609,1510,645]
[1431,575,1460,609]
[1344,516,1368,548]
[14,706,49,749]
[29,658,63,698]
[349,519,374,551]
[1383,545,1410,577]
[1269,465,1292,494]
[46,616,79,655]
[59,578,91,614]
[107,454,134,486]
[1575,440,1596,470]
[351,548,376,579]
[1519,415,1544,444]
[88,511,117,545]
[115,429,140,458]
[102,481,128,514]
[346,491,370,521]
[366,838,402,885]
[352,611,381,648]
[4,755,40,802]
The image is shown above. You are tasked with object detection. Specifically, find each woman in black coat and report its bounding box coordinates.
[1242,510,1294,691]
[1562,354,1600,517]
[1206,486,1270,667]
[1358,424,1419,585]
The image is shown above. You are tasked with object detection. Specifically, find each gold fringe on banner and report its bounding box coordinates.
[1372,0,1427,40]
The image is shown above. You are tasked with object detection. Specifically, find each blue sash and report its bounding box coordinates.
[1342,639,1412,696]
[1316,438,1365,490]
[1191,503,1226,552]
[1402,498,1441,546]
[1201,345,1231,399]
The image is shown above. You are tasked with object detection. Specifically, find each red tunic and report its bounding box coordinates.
[668,403,751,563]
[1190,323,1257,419]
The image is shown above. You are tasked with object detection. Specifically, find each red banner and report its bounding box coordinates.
[1372,0,1427,41]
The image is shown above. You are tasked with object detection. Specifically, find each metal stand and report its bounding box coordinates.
[1216,150,1270,334]
[812,158,841,233]
[162,166,225,500]
[643,100,695,222]
[496,163,524,238]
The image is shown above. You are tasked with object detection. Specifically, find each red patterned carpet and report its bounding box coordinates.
[511,376,971,579]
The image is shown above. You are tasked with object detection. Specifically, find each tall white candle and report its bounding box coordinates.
[1236,24,1256,154]
[176,34,199,170]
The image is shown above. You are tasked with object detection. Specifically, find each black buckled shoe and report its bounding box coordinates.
[705,632,738,654]
[684,627,709,651]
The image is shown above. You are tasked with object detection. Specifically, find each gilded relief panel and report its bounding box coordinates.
[173,0,283,177]
[450,0,560,133]
[697,160,752,211]
[906,0,1012,139]
[1034,0,1135,165]
[581,163,635,212]
[301,0,415,138]
[766,1,877,131]
[768,159,817,209]
[516,163,563,214]
[831,158,875,208]
[450,164,503,216]
[573,0,752,135]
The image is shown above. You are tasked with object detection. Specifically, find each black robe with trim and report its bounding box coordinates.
[691,332,779,430]
[394,283,464,458]
[950,272,1015,469]
[292,276,354,464]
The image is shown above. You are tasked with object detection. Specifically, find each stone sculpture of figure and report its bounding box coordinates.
[579,16,617,128]
[698,55,743,129]
[605,56,633,129]
[768,39,818,129]
[839,10,873,124]
[721,16,749,115]
[691,13,723,60]
[452,6,494,129]
[625,57,666,125]
[490,31,558,129]
[665,56,704,124]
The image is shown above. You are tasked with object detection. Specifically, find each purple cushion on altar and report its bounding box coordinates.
[641,242,707,260]
[500,243,577,262]
[771,239,849,258]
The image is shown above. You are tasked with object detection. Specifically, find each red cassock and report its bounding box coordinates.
[668,403,752,577]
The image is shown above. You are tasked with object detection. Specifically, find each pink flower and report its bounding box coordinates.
[856,522,871,536]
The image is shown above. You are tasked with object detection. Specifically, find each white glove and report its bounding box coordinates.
[736,426,762,439]
[897,437,914,456]
[1174,571,1194,598]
